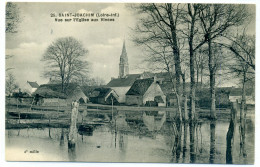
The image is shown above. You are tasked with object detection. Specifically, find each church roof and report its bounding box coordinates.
[126,78,154,96]
[106,74,141,87]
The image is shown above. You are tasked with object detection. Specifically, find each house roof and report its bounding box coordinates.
[33,85,67,99]
[229,88,254,96]
[90,88,112,98]
[33,83,85,99]
[81,85,101,97]
[126,78,154,96]
[106,74,141,87]
[27,81,39,88]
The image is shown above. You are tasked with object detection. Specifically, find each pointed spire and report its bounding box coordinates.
[121,39,126,55]
[119,39,129,78]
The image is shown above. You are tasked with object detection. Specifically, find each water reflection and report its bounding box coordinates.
[209,120,216,163]
[182,123,188,163]
[68,146,76,161]
[189,121,196,163]
[5,110,254,164]
[60,128,65,146]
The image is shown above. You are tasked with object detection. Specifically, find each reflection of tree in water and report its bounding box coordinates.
[182,123,188,163]
[189,121,196,163]
[60,128,65,146]
[226,102,238,164]
[175,122,182,163]
[68,146,76,161]
[209,120,216,163]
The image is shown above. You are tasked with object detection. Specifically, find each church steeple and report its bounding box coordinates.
[119,40,129,78]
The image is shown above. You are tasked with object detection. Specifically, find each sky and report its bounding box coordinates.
[5,2,256,90]
[6,2,145,89]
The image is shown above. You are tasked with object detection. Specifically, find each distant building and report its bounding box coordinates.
[107,74,141,103]
[125,77,166,106]
[107,41,142,103]
[24,81,39,95]
[89,87,119,105]
[229,88,255,105]
[33,83,88,106]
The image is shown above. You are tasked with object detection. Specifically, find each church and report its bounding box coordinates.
[106,40,166,106]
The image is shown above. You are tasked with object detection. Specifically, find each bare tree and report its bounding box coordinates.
[42,37,89,93]
[129,3,185,121]
[6,2,20,33]
[194,48,207,87]
[180,4,202,120]
[198,4,249,119]
[6,72,19,97]
[85,77,106,86]
[225,32,255,119]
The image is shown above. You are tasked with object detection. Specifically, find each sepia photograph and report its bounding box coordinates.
[3,0,256,165]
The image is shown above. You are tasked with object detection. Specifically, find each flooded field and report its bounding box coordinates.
[5,110,254,164]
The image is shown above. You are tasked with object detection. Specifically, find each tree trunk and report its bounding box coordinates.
[240,70,247,158]
[188,7,196,121]
[226,100,238,164]
[182,73,188,121]
[189,35,196,121]
[240,70,246,121]
[208,38,216,119]
[196,67,199,86]
[200,66,203,87]
[167,4,182,121]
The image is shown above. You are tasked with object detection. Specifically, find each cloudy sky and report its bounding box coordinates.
[6,2,256,89]
[6,2,145,89]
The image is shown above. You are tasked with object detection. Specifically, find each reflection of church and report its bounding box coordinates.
[106,40,166,106]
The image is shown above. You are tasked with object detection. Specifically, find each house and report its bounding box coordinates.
[229,88,255,105]
[125,77,166,106]
[89,87,119,105]
[33,83,88,106]
[107,74,141,103]
[23,81,39,95]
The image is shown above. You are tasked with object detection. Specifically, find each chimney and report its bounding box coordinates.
[153,76,157,83]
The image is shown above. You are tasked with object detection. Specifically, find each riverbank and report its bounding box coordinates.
[5,103,254,129]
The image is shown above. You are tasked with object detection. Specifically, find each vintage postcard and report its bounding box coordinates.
[5,1,255,165]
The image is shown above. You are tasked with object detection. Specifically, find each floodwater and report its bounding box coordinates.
[5,111,254,164]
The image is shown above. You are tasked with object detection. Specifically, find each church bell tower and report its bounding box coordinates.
[119,40,129,78]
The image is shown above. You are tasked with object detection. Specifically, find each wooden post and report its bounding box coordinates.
[17,98,20,124]
[68,100,79,148]
[226,100,238,164]
[58,97,60,112]
[49,116,52,138]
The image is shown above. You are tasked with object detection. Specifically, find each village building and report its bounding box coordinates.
[229,87,255,105]
[23,81,39,95]
[125,77,166,106]
[106,41,170,105]
[33,83,88,106]
[89,87,119,105]
[106,41,142,103]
